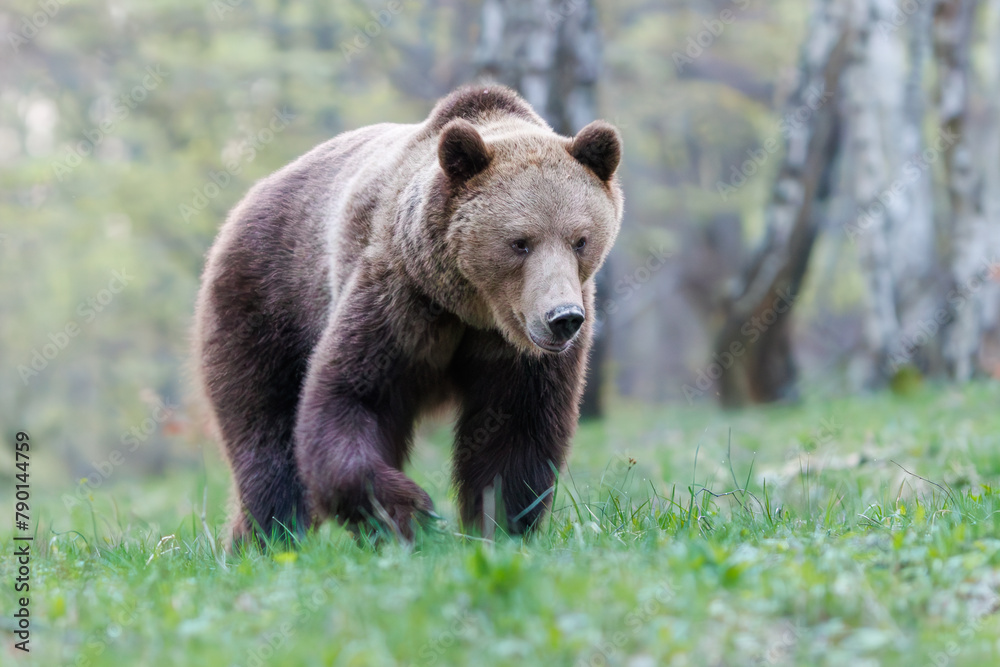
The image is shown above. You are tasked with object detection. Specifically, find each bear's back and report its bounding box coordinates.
[219,121,431,325]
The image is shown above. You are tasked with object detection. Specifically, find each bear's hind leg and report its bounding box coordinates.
[225,418,308,548]
[199,303,314,549]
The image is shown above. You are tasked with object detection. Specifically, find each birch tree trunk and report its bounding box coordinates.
[934,0,1000,380]
[477,0,610,417]
[890,0,940,371]
[844,0,938,384]
[980,0,1000,376]
[713,0,849,406]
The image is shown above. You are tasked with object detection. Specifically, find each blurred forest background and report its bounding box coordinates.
[2,0,999,480]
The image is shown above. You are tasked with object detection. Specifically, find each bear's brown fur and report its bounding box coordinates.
[193,85,623,544]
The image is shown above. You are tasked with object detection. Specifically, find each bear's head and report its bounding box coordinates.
[439,117,623,355]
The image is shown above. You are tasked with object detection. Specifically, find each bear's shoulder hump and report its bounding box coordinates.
[427,85,547,132]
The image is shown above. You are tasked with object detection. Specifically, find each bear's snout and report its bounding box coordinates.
[546,304,585,343]
[525,303,585,353]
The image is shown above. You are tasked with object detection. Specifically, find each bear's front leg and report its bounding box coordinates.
[450,328,587,535]
[293,285,438,542]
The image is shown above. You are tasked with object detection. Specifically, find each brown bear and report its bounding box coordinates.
[193,85,623,545]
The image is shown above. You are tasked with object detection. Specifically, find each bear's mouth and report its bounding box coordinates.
[527,330,574,353]
[515,310,577,354]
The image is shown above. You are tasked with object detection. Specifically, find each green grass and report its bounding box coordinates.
[4,382,1000,666]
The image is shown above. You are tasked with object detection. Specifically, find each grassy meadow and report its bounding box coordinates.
[4,381,1000,666]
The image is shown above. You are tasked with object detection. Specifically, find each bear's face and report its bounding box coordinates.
[439,119,623,355]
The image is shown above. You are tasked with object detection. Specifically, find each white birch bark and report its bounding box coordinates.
[934,0,999,380]
[844,0,938,382]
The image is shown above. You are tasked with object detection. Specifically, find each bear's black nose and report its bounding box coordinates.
[546,305,585,343]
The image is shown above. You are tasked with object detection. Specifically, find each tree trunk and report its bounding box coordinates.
[844,0,939,383]
[712,0,849,406]
[843,1,903,382]
[933,0,999,380]
[980,0,1000,376]
[477,0,610,417]
[890,0,941,373]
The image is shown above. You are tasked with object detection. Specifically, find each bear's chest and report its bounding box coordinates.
[409,310,465,372]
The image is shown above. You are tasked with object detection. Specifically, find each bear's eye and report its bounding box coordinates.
[573,237,587,252]
[511,239,530,254]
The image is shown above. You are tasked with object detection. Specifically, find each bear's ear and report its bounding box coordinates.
[568,121,621,182]
[438,119,492,184]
